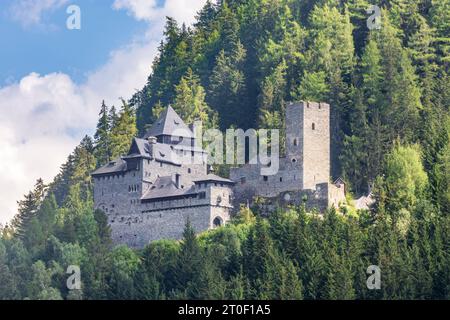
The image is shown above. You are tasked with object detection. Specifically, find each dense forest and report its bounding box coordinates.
[0,0,449,300]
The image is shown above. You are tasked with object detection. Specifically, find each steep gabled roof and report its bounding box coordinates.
[143,106,194,139]
[91,158,127,176]
[141,176,196,202]
[127,138,148,157]
[124,138,183,166]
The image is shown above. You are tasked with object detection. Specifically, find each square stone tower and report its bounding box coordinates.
[286,101,330,190]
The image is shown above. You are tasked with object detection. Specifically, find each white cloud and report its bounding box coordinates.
[10,0,69,27]
[0,0,206,224]
[113,0,205,25]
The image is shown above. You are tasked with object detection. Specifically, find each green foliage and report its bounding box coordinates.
[172,68,218,129]
[381,144,429,212]
[1,0,449,301]
[110,99,137,160]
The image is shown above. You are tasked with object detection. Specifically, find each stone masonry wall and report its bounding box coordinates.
[302,102,330,189]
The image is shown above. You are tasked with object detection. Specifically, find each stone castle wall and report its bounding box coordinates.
[94,164,233,248]
[108,204,231,248]
[301,102,330,189]
[252,182,346,215]
[230,101,340,213]
[93,169,142,217]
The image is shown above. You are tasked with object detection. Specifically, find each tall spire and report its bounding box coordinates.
[143,106,194,139]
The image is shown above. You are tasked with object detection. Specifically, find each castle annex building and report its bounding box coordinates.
[92,101,346,248]
[230,101,346,213]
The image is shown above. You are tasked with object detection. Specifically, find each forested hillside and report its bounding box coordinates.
[0,0,449,300]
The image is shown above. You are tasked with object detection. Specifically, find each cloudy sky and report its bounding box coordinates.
[0,0,206,223]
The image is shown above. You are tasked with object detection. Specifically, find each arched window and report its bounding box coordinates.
[213,217,223,228]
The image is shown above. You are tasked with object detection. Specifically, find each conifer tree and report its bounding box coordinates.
[173,68,218,129]
[94,100,112,166]
[174,220,203,294]
[110,99,137,160]
[12,179,47,239]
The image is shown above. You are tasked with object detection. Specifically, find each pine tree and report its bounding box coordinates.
[12,179,47,239]
[110,99,137,160]
[340,89,369,194]
[208,43,250,130]
[173,68,218,129]
[94,101,112,166]
[294,70,329,102]
[358,37,389,182]
[429,0,450,66]
[174,220,203,294]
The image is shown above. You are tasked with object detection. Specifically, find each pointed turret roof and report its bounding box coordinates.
[143,106,194,139]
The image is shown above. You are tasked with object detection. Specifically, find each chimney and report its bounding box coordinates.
[173,173,181,189]
[147,136,157,158]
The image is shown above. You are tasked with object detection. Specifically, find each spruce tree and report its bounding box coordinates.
[94,100,112,166]
[110,99,137,160]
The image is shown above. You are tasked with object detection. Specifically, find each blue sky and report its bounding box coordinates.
[0,0,206,224]
[0,0,150,85]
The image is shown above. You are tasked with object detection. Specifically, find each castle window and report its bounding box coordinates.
[293,139,298,146]
[240,177,246,185]
[199,192,206,199]
[188,168,191,174]
[263,176,268,182]
[292,158,297,163]
[312,123,316,130]
[213,217,223,228]
[280,177,283,182]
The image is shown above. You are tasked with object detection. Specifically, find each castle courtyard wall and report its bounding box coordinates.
[108,204,231,248]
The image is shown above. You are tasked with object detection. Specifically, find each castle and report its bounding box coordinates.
[230,101,346,213]
[92,101,346,248]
